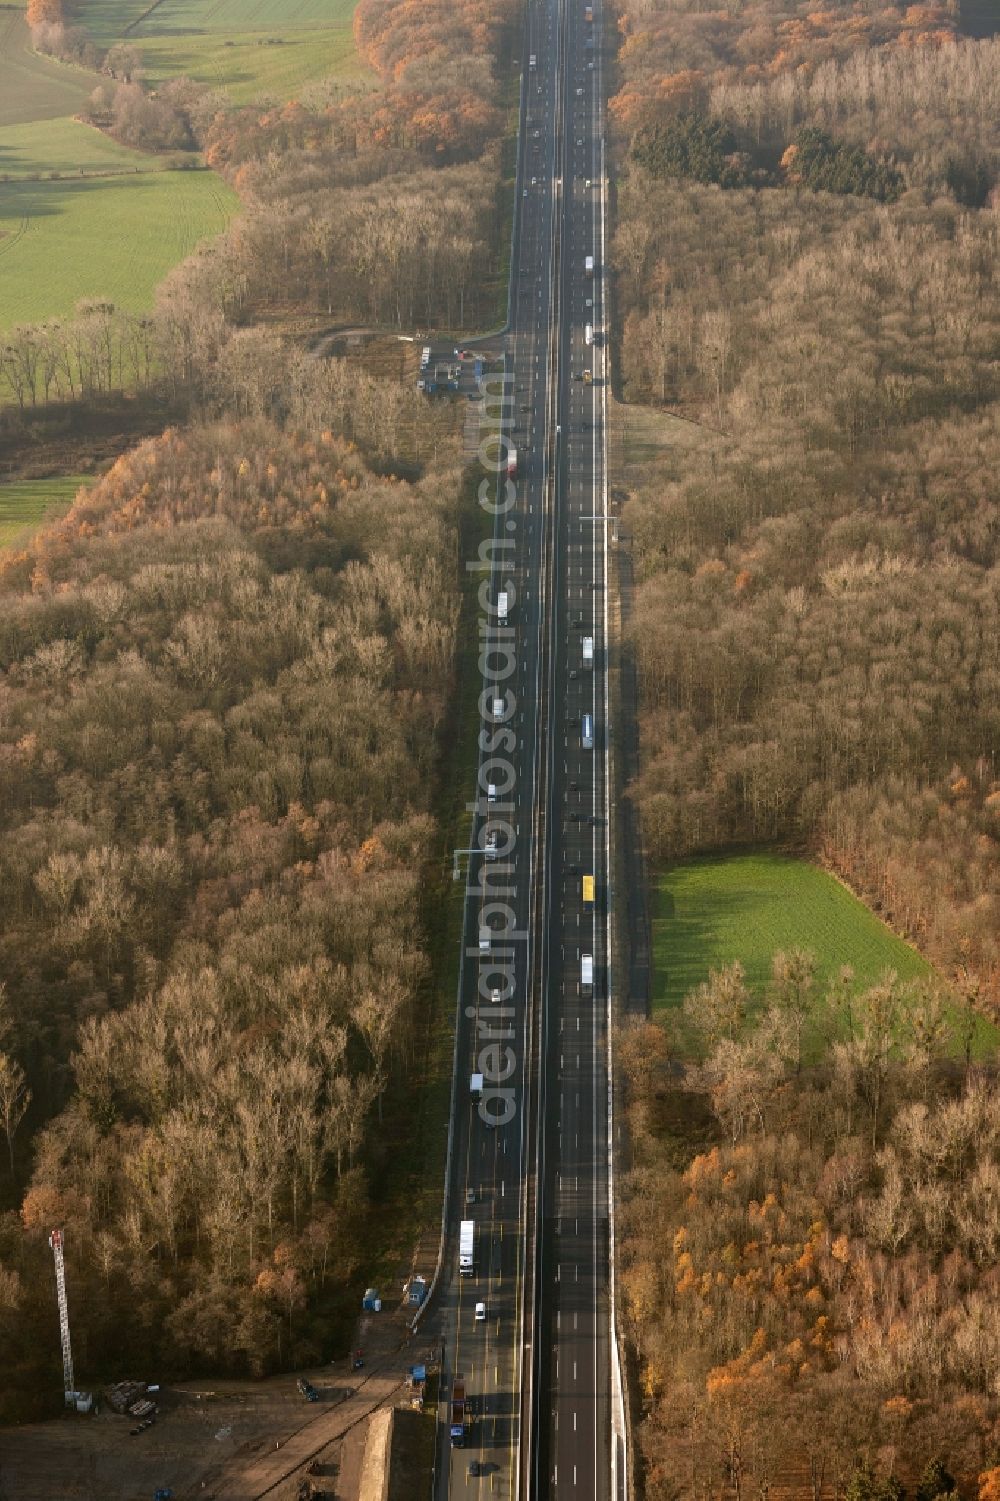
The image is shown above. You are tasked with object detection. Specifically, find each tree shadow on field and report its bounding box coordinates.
[653,869,766,1013]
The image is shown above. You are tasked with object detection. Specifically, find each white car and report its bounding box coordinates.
[475,1302,487,1322]
[585,297,593,307]
[490,987,502,1004]
[576,87,583,96]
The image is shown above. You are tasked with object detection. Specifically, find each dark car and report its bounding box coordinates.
[469,1460,484,1477]
[297,1377,319,1402]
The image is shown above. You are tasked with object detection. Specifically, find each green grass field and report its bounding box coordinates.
[78,0,372,101]
[0,475,89,547]
[0,7,95,128]
[0,169,238,328]
[651,853,998,1056]
[82,0,359,41]
[0,116,153,177]
[135,26,372,102]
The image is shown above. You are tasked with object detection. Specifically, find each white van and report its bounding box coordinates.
[487,783,497,804]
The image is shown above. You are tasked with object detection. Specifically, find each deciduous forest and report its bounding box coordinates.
[610,4,1000,993]
[620,962,1000,1501]
[610,0,1000,1486]
[0,0,507,1422]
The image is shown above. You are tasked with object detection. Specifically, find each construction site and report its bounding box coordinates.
[0,1235,436,1501]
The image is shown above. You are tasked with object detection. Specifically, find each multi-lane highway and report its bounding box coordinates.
[428,0,621,1491]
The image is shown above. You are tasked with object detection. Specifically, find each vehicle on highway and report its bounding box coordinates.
[583,874,595,906]
[583,368,593,385]
[297,1377,319,1402]
[466,1186,476,1205]
[585,254,594,276]
[475,1301,487,1322]
[485,830,498,861]
[487,782,497,804]
[583,635,594,667]
[479,925,491,953]
[585,322,593,346]
[460,1219,476,1276]
[582,712,594,749]
[469,1461,484,1477]
[576,87,583,96]
[471,1072,484,1101]
[581,952,594,996]
[451,1375,470,1445]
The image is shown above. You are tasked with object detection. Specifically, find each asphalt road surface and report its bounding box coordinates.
[430,0,619,1491]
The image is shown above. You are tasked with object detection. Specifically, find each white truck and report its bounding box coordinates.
[581,953,594,995]
[470,1072,484,1100]
[584,254,594,277]
[479,926,491,953]
[459,1219,476,1276]
[585,323,593,346]
[582,635,594,668]
[582,712,594,750]
[497,590,509,625]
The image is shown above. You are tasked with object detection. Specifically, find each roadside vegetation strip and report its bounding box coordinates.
[0,169,238,330]
[652,851,998,1056]
[0,474,90,547]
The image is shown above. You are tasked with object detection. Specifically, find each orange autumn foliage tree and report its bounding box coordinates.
[26,0,63,23]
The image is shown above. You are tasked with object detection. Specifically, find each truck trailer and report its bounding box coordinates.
[582,635,594,667]
[459,1219,476,1275]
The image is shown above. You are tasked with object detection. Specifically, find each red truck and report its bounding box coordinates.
[450,1374,469,1446]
